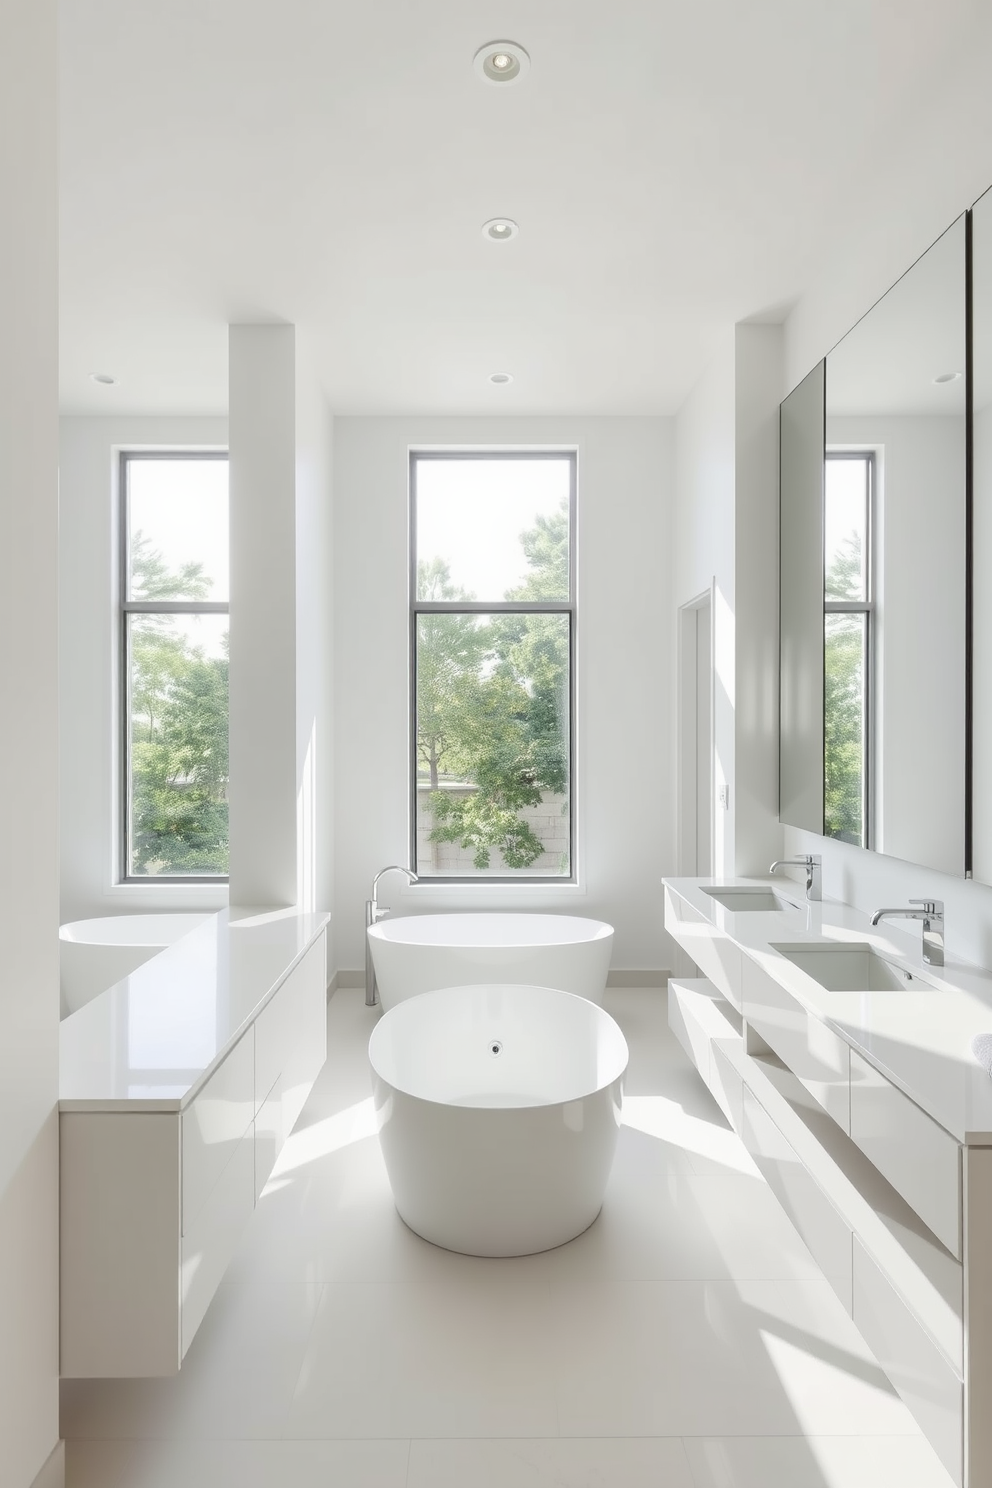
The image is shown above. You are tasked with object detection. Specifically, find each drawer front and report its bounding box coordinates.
[711,1040,743,1135]
[182,1029,254,1236]
[180,1124,255,1359]
[742,957,850,1131]
[743,1088,853,1313]
[664,890,743,1010]
[255,937,327,1112]
[853,1238,963,1485]
[850,1051,961,1259]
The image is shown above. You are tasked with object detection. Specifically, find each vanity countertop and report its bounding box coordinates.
[665,876,992,1144]
[59,907,329,1114]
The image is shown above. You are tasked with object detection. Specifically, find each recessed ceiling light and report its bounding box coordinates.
[933,370,962,384]
[489,372,513,385]
[90,372,118,386]
[473,40,530,85]
[482,218,518,242]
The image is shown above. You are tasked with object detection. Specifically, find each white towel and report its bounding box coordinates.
[972,1033,992,1076]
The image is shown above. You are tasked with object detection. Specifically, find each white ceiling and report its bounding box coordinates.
[58,0,992,417]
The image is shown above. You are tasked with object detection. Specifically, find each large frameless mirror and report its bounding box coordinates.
[972,189,992,884]
[779,216,967,875]
[824,214,967,872]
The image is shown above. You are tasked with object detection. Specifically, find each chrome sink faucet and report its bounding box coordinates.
[365,865,418,1006]
[769,854,822,902]
[869,899,944,967]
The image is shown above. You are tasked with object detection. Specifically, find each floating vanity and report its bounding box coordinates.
[665,877,992,1488]
[59,907,329,1378]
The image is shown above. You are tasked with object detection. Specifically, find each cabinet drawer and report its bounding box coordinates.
[742,957,850,1131]
[743,1088,853,1313]
[255,937,327,1111]
[711,1040,744,1135]
[180,1123,255,1359]
[182,1029,254,1236]
[850,1051,961,1258]
[853,1238,963,1485]
[255,1075,284,1201]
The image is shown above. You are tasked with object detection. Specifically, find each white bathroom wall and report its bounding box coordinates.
[332,416,675,976]
[672,324,784,882]
[295,338,335,942]
[782,147,992,967]
[59,416,229,923]
[733,324,785,877]
[0,1,61,1483]
[673,329,736,876]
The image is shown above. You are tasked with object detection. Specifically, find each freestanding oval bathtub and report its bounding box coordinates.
[59,914,211,1018]
[367,913,613,1009]
[369,983,628,1256]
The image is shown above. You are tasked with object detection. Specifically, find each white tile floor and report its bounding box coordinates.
[62,987,956,1488]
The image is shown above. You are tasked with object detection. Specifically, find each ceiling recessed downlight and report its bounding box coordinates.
[90,372,118,386]
[482,217,518,242]
[473,40,529,85]
[933,370,962,384]
[489,372,513,385]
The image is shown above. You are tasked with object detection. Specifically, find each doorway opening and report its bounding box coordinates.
[678,589,714,876]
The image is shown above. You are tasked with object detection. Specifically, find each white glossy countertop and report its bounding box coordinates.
[59,908,329,1114]
[665,877,992,1144]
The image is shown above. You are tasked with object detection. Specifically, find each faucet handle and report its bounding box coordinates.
[910,898,943,919]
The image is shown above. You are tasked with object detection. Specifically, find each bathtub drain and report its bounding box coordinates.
[489,1040,503,1056]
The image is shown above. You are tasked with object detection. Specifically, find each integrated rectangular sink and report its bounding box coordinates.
[769,942,935,992]
[701,886,800,913]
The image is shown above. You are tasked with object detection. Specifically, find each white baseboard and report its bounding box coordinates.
[328,969,364,996]
[30,1441,64,1488]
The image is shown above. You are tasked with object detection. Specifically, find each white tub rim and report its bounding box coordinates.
[368,982,628,1111]
[59,913,211,948]
[367,912,613,952]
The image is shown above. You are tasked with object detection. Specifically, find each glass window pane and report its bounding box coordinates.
[824,611,867,847]
[127,457,229,602]
[127,613,229,876]
[824,456,868,601]
[415,611,570,877]
[415,458,571,603]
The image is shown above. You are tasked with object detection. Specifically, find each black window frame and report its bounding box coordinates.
[409,448,577,883]
[119,448,230,885]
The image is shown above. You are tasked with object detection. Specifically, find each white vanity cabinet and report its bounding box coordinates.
[59,911,328,1378]
[664,878,992,1488]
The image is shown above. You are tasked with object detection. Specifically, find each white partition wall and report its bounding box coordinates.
[228,326,299,909]
[0,0,61,1482]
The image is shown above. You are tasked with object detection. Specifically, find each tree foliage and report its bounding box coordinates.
[823,535,865,845]
[129,536,229,875]
[417,500,570,871]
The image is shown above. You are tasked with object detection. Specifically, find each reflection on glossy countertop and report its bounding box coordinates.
[665,876,992,1143]
[59,907,329,1113]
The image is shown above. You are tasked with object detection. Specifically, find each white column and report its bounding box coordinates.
[228,325,298,908]
[0,1,61,1483]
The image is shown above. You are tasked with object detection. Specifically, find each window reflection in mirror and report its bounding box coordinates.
[824,214,966,875]
[824,454,872,847]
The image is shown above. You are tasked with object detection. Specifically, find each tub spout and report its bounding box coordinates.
[366,865,418,1006]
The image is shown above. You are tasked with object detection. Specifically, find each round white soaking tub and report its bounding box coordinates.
[368,983,628,1256]
[367,912,613,1009]
[59,914,211,1017]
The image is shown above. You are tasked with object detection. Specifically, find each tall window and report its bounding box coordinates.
[824,451,873,847]
[121,452,229,880]
[411,452,575,880]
